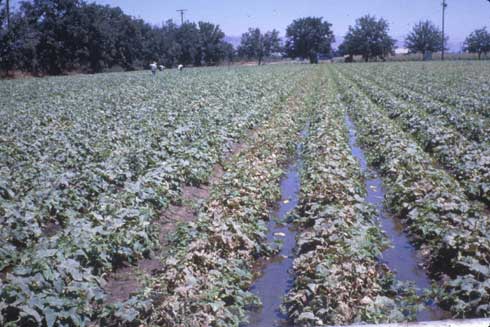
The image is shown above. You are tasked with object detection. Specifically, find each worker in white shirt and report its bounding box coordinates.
[150,62,157,75]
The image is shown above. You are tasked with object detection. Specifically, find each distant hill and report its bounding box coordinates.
[224,36,241,48]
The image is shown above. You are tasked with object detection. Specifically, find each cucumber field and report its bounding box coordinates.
[1,61,490,326]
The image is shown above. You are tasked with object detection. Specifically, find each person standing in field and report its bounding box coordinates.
[150,62,157,75]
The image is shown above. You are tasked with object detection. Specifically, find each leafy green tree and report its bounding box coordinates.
[197,22,228,65]
[464,27,490,60]
[238,28,281,65]
[222,41,235,63]
[1,0,45,75]
[113,13,145,70]
[0,0,235,75]
[176,22,200,66]
[405,20,446,57]
[5,0,8,26]
[0,0,5,27]
[0,8,41,75]
[285,17,334,63]
[74,4,127,72]
[149,20,230,67]
[339,15,396,62]
[153,20,182,68]
[75,4,110,72]
[27,0,84,74]
[0,0,14,74]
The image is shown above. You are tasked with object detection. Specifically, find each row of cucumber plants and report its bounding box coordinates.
[332,66,490,317]
[0,66,308,326]
[0,67,302,267]
[349,62,490,119]
[137,69,321,326]
[283,70,417,326]
[337,66,490,207]
[339,64,490,144]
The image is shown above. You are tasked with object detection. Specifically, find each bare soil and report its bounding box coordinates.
[103,137,248,303]
[103,184,210,303]
[104,259,164,303]
[41,221,63,237]
[159,204,196,245]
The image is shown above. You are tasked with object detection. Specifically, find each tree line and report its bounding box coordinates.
[0,0,233,75]
[339,16,490,62]
[245,16,490,62]
[1,0,490,76]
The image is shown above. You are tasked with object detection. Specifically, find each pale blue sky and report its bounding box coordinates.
[11,0,490,50]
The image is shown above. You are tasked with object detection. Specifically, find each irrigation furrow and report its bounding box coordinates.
[350,62,490,119]
[345,115,449,322]
[246,105,305,327]
[332,66,490,317]
[339,64,490,144]
[143,69,321,327]
[0,66,311,326]
[283,69,418,326]
[337,66,490,208]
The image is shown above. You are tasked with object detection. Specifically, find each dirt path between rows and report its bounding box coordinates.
[103,141,247,303]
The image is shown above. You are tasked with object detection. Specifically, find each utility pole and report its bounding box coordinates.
[441,0,447,60]
[176,9,187,25]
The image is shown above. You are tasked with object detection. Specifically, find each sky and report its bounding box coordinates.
[11,0,490,50]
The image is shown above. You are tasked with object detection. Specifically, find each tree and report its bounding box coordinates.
[405,20,446,58]
[0,15,17,75]
[4,0,9,28]
[176,22,200,66]
[1,0,44,75]
[24,0,85,74]
[152,20,182,68]
[197,22,228,65]
[339,15,396,62]
[0,0,235,76]
[238,28,281,65]
[285,17,334,63]
[222,42,235,64]
[0,7,41,75]
[74,4,126,73]
[262,30,281,60]
[111,12,145,71]
[464,27,490,60]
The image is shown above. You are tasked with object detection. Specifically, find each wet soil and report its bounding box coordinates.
[345,114,449,321]
[246,162,300,327]
[246,128,307,327]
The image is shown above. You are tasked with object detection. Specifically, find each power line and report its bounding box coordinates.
[441,0,447,60]
[176,9,187,25]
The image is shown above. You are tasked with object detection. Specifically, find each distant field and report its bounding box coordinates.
[1,61,490,326]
